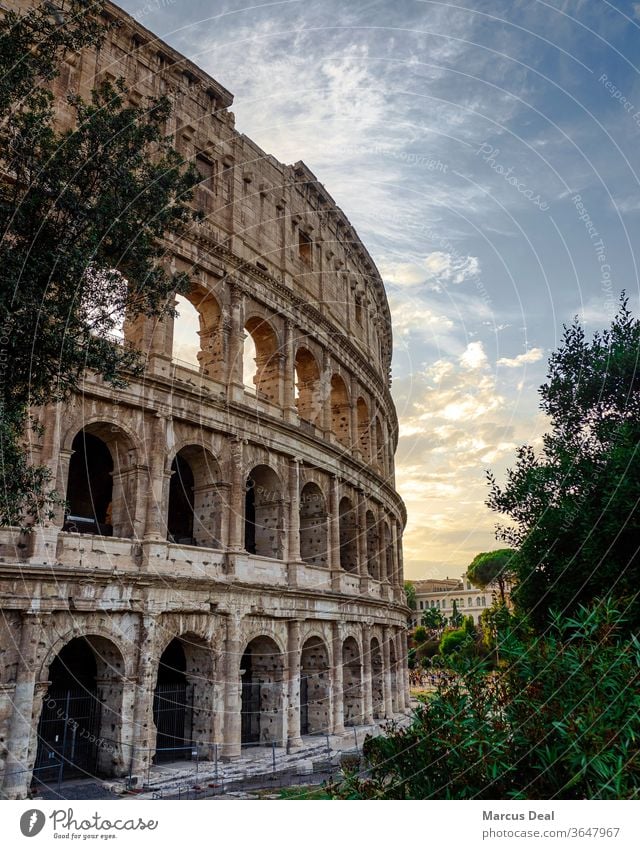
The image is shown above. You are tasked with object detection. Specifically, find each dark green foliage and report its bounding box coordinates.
[329,598,640,799]
[416,640,439,663]
[448,599,463,628]
[487,297,640,630]
[420,607,444,630]
[466,549,515,604]
[404,581,416,610]
[0,1,199,525]
[438,627,472,656]
[413,626,428,644]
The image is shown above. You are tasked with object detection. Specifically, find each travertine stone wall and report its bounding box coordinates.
[0,0,409,799]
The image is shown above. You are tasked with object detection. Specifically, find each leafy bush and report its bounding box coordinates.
[413,626,428,644]
[439,628,468,655]
[330,598,640,799]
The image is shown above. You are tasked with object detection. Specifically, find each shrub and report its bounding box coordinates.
[329,597,640,799]
[413,626,428,644]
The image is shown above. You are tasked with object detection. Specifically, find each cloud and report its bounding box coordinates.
[497,347,544,368]
[380,251,480,290]
[460,341,489,370]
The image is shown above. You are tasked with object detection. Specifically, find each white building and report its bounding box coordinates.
[409,576,506,627]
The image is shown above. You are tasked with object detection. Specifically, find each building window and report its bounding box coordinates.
[468,597,472,607]
[299,231,312,265]
[482,596,486,607]
[476,597,481,607]
[419,600,424,610]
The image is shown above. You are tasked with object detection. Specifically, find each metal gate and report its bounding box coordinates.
[300,676,309,735]
[241,680,261,745]
[34,687,102,782]
[153,683,192,762]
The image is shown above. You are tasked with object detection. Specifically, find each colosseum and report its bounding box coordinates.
[0,0,408,799]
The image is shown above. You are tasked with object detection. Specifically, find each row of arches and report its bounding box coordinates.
[62,426,400,581]
[31,629,403,783]
[171,293,390,472]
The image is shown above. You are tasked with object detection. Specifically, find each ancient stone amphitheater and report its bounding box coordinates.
[0,0,408,799]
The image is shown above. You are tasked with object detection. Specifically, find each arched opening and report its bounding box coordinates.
[244,317,281,404]
[382,521,393,582]
[342,637,363,727]
[371,637,384,719]
[299,482,327,567]
[366,510,380,580]
[167,446,221,548]
[240,636,284,746]
[172,288,222,379]
[35,636,126,782]
[172,294,201,368]
[357,397,370,458]
[300,637,330,735]
[64,423,136,538]
[294,347,321,424]
[339,497,358,573]
[330,374,350,446]
[245,465,283,559]
[389,639,399,713]
[152,634,214,763]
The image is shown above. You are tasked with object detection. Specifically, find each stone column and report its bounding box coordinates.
[287,458,301,562]
[226,283,245,401]
[227,438,245,553]
[396,629,409,711]
[357,490,369,594]
[377,508,387,586]
[286,620,302,749]
[128,615,158,784]
[350,376,360,458]
[390,518,400,587]
[2,613,46,799]
[143,413,168,541]
[321,350,332,438]
[331,622,344,734]
[283,320,297,421]
[328,475,341,590]
[362,623,374,724]
[382,627,394,717]
[222,614,243,758]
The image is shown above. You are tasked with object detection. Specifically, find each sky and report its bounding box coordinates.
[118,0,640,580]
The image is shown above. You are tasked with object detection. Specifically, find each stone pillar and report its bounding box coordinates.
[350,376,360,458]
[226,283,245,400]
[283,320,297,421]
[396,629,409,711]
[331,622,344,734]
[2,613,46,799]
[143,414,168,541]
[128,615,158,784]
[377,508,387,586]
[216,482,232,549]
[222,614,242,758]
[357,491,369,594]
[286,620,302,749]
[391,519,401,587]
[382,627,393,718]
[321,350,332,438]
[362,624,374,724]
[227,438,245,553]
[287,458,301,562]
[328,475,341,590]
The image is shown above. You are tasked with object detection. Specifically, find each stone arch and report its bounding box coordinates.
[245,464,284,559]
[300,636,330,735]
[152,632,214,763]
[330,374,350,446]
[342,636,363,727]
[240,635,284,746]
[294,346,322,425]
[299,482,328,567]
[339,496,358,573]
[34,634,127,782]
[167,444,222,547]
[356,397,371,458]
[172,286,223,378]
[244,315,281,404]
[366,509,380,580]
[370,636,384,719]
[63,422,138,538]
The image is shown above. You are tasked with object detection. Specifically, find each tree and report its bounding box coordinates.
[329,597,640,799]
[448,600,463,628]
[413,626,428,644]
[466,549,515,604]
[404,581,416,610]
[0,1,199,526]
[487,296,640,631]
[421,607,444,630]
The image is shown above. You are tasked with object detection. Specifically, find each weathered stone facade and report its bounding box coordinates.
[0,0,408,798]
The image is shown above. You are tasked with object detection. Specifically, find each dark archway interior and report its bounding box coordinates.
[34,638,100,783]
[167,454,195,544]
[244,480,257,554]
[64,432,113,535]
[153,639,190,762]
